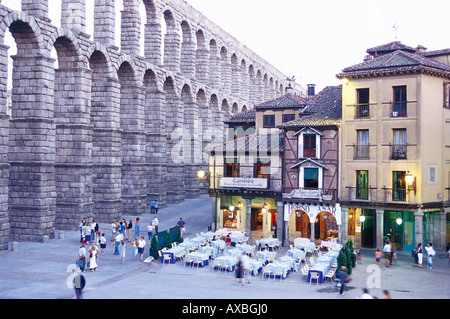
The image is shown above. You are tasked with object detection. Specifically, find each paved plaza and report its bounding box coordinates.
[0,194,449,301]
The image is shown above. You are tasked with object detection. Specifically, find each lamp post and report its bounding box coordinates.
[197,150,217,232]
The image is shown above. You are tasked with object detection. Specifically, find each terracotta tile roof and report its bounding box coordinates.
[279,85,342,128]
[205,132,283,155]
[224,108,256,124]
[366,41,417,56]
[337,42,450,80]
[254,93,312,110]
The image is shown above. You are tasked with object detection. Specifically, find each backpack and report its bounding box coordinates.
[412,249,417,257]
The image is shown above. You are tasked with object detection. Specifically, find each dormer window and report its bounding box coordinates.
[295,127,322,159]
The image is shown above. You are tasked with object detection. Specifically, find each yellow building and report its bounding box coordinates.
[337,42,450,252]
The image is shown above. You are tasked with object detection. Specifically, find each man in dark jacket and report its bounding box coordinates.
[73,270,86,299]
[335,266,349,295]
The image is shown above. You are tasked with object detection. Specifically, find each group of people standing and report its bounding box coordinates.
[413,242,436,269]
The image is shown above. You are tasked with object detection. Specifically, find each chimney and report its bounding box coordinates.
[307,84,316,97]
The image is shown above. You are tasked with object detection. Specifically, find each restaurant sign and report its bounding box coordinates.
[219,177,268,189]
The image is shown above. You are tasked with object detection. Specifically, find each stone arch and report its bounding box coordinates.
[180,20,195,77]
[118,60,146,215]
[89,49,122,222]
[209,39,220,89]
[195,29,209,83]
[3,14,57,242]
[220,46,231,93]
[162,9,181,72]
[231,53,241,96]
[290,210,311,240]
[52,33,93,230]
[86,43,115,80]
[164,75,185,202]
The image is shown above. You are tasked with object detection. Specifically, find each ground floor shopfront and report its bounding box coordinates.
[342,204,449,252]
[212,193,281,242]
[283,202,342,245]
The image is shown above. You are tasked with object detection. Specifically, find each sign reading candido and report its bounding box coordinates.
[219,177,268,189]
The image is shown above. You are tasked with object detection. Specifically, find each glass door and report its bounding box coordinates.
[356,170,369,200]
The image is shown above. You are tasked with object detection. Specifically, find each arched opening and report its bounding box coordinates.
[118,61,146,215]
[315,211,338,241]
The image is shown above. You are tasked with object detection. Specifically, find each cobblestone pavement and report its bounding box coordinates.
[0,194,449,300]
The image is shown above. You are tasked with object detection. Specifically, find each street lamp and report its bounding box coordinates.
[396,213,403,225]
[406,171,416,195]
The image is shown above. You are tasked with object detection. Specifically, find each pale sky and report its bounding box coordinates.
[184,0,450,92]
[2,0,450,92]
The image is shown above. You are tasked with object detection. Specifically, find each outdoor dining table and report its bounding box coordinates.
[248,258,263,276]
[308,261,331,283]
[226,248,243,257]
[210,239,226,253]
[185,252,210,267]
[178,240,199,251]
[256,250,276,265]
[264,261,292,279]
[287,248,306,261]
[294,242,315,253]
[257,238,281,250]
[199,245,216,259]
[294,237,310,246]
[235,243,254,255]
[215,255,238,271]
[277,256,298,272]
[161,246,187,264]
[229,233,246,245]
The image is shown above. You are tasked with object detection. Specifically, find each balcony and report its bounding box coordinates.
[283,187,337,202]
[344,186,375,202]
[355,103,370,119]
[381,187,414,203]
[391,144,407,160]
[353,144,370,160]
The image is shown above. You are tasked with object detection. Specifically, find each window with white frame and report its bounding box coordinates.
[299,165,323,189]
[428,165,437,184]
[297,128,322,159]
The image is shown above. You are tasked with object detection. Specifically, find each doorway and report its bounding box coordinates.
[251,208,263,232]
[361,209,375,248]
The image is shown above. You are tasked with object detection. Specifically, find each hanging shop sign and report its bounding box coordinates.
[219,177,268,189]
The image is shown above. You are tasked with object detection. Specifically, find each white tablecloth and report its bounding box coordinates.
[256,250,276,264]
[264,262,292,279]
[287,248,306,261]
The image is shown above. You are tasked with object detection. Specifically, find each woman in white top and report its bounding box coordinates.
[89,242,98,271]
[138,237,146,262]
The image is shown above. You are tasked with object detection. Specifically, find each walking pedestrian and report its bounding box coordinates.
[127,220,133,242]
[425,242,435,269]
[375,248,381,267]
[382,241,391,267]
[360,288,373,299]
[241,253,251,284]
[150,199,157,214]
[138,236,146,262]
[111,220,117,242]
[100,233,106,255]
[85,222,91,244]
[233,255,246,286]
[119,240,126,264]
[73,269,86,299]
[89,242,99,271]
[135,217,140,237]
[417,243,424,269]
[152,216,159,235]
[79,219,85,243]
[146,222,154,241]
[382,290,391,299]
[389,240,396,265]
[154,200,158,214]
[177,218,186,237]
[336,266,349,295]
[132,237,138,261]
[77,244,87,272]
[114,231,123,255]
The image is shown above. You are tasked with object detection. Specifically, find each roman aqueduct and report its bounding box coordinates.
[0,0,303,249]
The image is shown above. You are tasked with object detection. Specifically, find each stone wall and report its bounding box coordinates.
[0,0,304,249]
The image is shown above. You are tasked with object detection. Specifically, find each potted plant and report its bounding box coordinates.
[166,231,172,249]
[149,235,159,260]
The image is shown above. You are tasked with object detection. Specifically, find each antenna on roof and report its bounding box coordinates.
[286,75,296,87]
[393,22,398,41]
